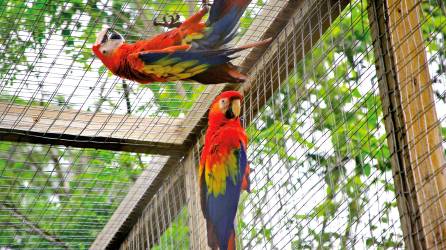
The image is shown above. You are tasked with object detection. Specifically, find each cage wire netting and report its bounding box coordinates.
[240,0,403,248]
[235,0,445,249]
[118,159,189,250]
[0,0,445,249]
[120,0,445,249]
[0,0,283,249]
[0,142,168,249]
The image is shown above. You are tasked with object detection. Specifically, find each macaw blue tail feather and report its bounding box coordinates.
[194,0,252,50]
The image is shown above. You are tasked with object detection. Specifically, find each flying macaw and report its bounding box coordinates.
[92,0,270,85]
[199,90,251,250]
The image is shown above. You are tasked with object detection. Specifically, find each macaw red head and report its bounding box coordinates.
[92,25,125,72]
[208,91,243,126]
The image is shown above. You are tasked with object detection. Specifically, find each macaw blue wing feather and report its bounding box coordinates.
[196,0,252,50]
[203,142,248,250]
[138,48,242,68]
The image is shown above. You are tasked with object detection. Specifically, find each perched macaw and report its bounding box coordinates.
[199,91,251,250]
[92,0,270,85]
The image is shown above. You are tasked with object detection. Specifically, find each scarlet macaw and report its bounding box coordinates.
[92,0,270,84]
[199,91,251,250]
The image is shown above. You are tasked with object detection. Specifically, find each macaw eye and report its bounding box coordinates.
[101,49,107,54]
[219,99,227,110]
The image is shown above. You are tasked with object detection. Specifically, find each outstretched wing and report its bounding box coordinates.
[127,46,244,82]
[127,38,271,82]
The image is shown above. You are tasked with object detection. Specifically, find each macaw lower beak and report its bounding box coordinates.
[225,98,241,119]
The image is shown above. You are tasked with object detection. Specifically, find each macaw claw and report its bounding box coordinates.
[202,0,211,9]
[153,13,182,28]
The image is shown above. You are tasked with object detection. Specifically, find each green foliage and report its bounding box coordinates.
[0,0,444,249]
[0,0,258,116]
[151,207,190,250]
[237,0,445,249]
[0,141,144,249]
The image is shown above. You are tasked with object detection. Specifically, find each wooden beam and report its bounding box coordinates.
[92,0,353,249]
[0,103,187,156]
[120,171,186,249]
[368,0,446,249]
[184,147,208,250]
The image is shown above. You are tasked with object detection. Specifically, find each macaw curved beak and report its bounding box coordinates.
[95,25,110,45]
[94,25,124,45]
[225,98,241,119]
[109,30,123,40]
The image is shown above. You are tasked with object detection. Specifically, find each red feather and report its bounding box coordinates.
[92,1,270,84]
[199,91,250,250]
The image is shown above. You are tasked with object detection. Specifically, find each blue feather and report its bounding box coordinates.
[194,0,251,50]
[196,7,241,49]
[206,142,247,249]
[138,48,243,68]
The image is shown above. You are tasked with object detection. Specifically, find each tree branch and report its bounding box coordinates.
[50,149,70,201]
[135,0,153,30]
[1,203,69,248]
[122,80,132,114]
[112,9,147,35]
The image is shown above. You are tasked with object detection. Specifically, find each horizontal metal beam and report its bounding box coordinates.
[0,103,187,156]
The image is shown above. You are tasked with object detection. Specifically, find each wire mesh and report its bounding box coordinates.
[0,0,280,151]
[0,140,168,249]
[237,0,406,248]
[0,0,287,248]
[0,0,445,249]
[119,166,188,250]
[104,0,446,248]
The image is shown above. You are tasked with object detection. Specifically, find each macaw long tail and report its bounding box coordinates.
[189,38,272,84]
[207,220,237,250]
[194,0,252,50]
[228,230,236,250]
[207,0,252,25]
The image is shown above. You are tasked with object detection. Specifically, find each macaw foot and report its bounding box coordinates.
[153,13,182,28]
[202,0,211,8]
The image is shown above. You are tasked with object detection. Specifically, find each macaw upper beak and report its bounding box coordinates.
[225,98,241,119]
[95,25,110,45]
[94,25,124,45]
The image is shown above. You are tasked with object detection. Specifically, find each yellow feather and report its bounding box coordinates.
[203,150,242,197]
[175,72,194,79]
[187,64,208,74]
[175,60,199,69]
[182,33,204,45]
[155,57,179,66]
[170,65,186,74]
